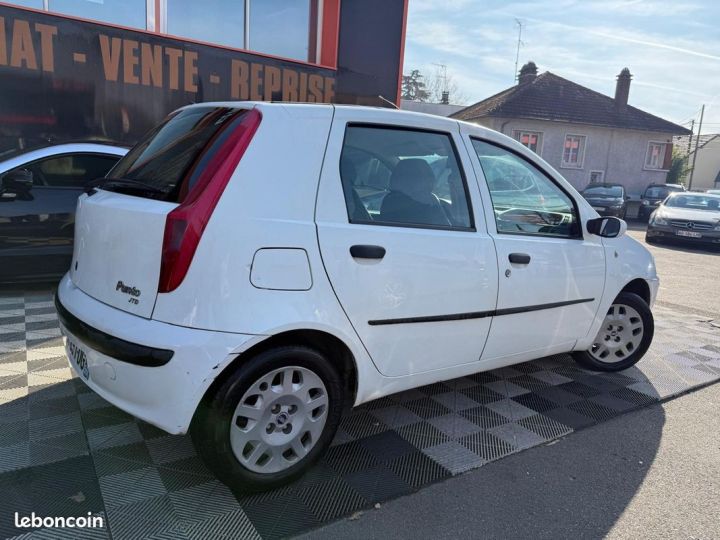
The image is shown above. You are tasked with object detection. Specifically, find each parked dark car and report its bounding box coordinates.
[638,183,685,220]
[580,183,628,218]
[646,192,720,246]
[0,143,127,283]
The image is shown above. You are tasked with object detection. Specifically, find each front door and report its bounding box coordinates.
[316,110,498,377]
[463,132,606,362]
[0,153,120,281]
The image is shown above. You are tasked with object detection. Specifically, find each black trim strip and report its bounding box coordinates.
[54,294,174,367]
[367,298,594,326]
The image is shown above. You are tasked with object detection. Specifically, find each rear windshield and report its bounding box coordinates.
[583,185,624,197]
[643,185,683,199]
[107,106,247,202]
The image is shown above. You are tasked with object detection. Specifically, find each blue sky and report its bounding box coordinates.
[403,0,720,133]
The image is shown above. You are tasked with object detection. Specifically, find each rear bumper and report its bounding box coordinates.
[56,274,258,434]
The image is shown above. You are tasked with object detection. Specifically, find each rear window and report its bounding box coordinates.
[107,106,248,202]
[643,185,683,199]
[583,185,624,197]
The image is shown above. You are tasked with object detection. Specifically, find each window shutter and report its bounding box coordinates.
[662,143,673,170]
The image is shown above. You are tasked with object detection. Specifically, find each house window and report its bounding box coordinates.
[645,142,668,170]
[513,130,543,154]
[561,134,586,168]
[589,170,604,183]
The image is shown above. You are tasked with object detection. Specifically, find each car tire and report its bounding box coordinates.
[572,292,654,372]
[644,234,657,245]
[191,345,344,492]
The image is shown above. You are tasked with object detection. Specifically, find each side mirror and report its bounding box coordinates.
[2,169,34,192]
[587,216,626,238]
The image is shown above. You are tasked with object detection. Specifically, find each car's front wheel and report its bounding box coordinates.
[573,292,654,372]
[191,346,344,492]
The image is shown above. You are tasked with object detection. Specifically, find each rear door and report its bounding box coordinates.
[71,105,257,318]
[316,109,499,377]
[463,129,606,361]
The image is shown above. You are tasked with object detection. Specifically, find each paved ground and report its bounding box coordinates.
[303,221,720,540]
[626,222,720,318]
[1,221,718,539]
[301,381,720,540]
[1,292,719,539]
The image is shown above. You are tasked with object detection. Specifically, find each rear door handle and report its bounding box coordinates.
[509,252,531,264]
[350,245,386,260]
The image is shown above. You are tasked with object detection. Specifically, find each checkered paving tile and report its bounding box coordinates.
[1,289,719,539]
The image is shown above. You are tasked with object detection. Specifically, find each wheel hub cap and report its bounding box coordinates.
[590,303,644,363]
[229,366,328,474]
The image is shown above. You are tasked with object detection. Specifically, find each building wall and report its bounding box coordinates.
[474,117,672,198]
[688,137,720,191]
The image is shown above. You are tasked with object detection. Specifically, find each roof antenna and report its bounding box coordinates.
[378,95,399,109]
[514,18,525,82]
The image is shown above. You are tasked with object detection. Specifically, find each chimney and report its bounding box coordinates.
[518,61,538,85]
[615,68,632,109]
[441,91,450,104]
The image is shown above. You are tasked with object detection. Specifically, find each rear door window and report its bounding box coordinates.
[107,106,248,202]
[340,125,473,230]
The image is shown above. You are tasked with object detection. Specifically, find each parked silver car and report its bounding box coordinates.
[646,192,720,246]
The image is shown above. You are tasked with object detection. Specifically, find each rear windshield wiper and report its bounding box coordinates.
[85,177,170,197]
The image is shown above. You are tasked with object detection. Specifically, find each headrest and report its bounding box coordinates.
[390,159,435,197]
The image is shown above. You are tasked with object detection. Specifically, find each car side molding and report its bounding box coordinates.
[368,298,595,326]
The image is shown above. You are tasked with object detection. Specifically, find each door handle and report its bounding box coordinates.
[350,245,386,260]
[509,252,531,264]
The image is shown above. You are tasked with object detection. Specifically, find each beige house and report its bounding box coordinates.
[452,63,691,197]
[687,135,720,191]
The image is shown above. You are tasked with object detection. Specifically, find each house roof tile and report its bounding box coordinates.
[451,72,691,135]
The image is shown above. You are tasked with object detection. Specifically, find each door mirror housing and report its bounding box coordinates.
[587,216,626,238]
[2,169,34,192]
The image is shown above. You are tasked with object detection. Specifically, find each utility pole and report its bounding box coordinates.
[686,119,694,155]
[688,104,704,191]
[514,19,524,82]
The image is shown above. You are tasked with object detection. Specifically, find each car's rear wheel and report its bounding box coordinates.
[191,346,343,492]
[573,292,654,372]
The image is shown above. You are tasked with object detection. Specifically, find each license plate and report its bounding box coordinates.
[676,230,702,238]
[593,207,606,212]
[67,337,90,380]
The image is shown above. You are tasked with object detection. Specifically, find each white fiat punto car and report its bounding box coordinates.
[56,103,658,490]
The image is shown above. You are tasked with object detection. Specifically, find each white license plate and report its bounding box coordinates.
[593,207,606,212]
[676,230,702,238]
[67,337,90,380]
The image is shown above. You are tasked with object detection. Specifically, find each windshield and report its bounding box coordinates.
[583,185,623,197]
[108,106,247,202]
[665,194,720,211]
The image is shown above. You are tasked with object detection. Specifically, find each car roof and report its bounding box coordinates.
[583,183,624,188]
[0,143,128,172]
[1,141,129,160]
[179,100,507,149]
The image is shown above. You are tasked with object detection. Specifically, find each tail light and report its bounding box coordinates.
[158,108,262,293]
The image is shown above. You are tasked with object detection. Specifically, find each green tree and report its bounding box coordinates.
[666,149,688,185]
[401,70,429,102]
